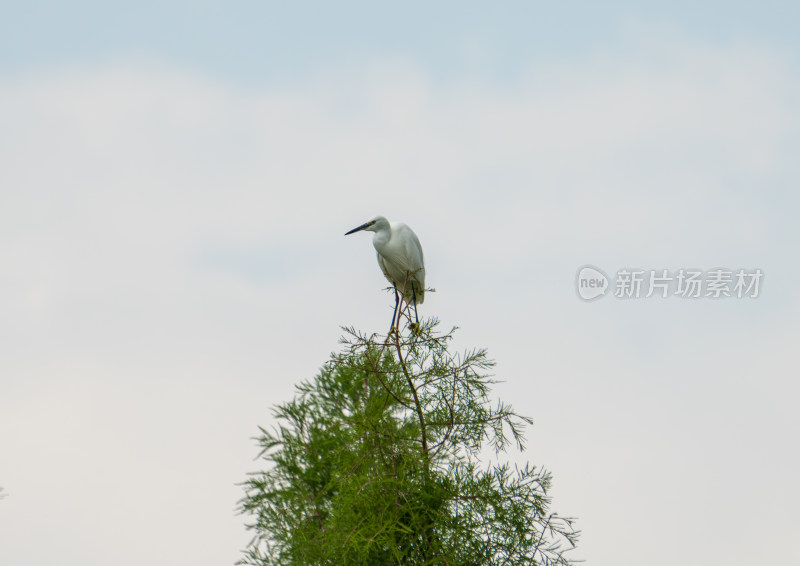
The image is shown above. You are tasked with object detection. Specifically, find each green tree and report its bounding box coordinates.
[239,319,578,565]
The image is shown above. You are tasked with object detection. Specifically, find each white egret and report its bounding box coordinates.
[345,216,425,330]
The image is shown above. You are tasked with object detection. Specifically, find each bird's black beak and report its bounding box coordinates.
[345,222,371,235]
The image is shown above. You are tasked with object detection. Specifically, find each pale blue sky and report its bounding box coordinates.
[1,3,799,566]
[3,2,799,83]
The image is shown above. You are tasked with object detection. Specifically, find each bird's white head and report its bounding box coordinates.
[344,216,389,235]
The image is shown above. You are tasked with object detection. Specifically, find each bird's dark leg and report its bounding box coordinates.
[411,282,419,324]
[390,283,400,331]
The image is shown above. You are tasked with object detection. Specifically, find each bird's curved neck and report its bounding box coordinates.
[372,229,390,248]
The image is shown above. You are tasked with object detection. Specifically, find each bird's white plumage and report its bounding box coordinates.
[345,216,425,304]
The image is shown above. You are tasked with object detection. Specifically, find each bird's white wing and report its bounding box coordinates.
[391,224,423,270]
[394,223,425,302]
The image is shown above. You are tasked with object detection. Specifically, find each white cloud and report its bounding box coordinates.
[1,37,798,566]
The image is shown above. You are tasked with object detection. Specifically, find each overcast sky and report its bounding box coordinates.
[2,3,799,565]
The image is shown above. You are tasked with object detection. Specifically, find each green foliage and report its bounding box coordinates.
[240,319,578,565]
